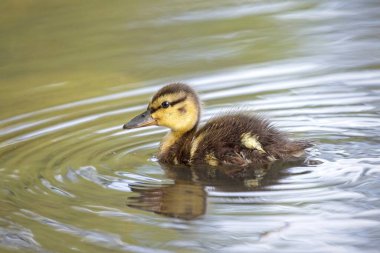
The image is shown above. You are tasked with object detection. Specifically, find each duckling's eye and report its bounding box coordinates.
[161,101,170,108]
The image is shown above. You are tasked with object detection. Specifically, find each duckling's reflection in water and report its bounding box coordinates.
[127,161,301,220]
[128,179,206,220]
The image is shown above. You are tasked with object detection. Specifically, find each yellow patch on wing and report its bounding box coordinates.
[241,133,266,154]
[205,152,218,166]
[190,133,205,161]
[173,156,179,165]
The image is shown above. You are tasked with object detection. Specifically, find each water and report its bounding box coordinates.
[1,1,380,252]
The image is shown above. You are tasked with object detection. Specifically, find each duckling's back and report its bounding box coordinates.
[189,113,311,167]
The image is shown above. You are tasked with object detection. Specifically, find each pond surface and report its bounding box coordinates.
[1,1,380,252]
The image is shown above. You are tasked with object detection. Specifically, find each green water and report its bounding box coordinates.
[1,1,380,253]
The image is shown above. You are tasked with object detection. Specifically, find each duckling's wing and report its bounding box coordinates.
[191,113,310,166]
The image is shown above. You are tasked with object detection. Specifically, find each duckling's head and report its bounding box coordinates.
[123,83,201,133]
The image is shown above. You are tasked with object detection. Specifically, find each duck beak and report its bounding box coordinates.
[123,110,156,129]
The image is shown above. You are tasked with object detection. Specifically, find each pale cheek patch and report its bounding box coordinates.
[241,133,266,154]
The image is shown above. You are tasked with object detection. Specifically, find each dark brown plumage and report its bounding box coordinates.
[151,83,198,103]
[123,83,312,167]
[190,113,311,166]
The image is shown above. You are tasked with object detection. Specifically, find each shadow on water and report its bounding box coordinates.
[127,160,311,220]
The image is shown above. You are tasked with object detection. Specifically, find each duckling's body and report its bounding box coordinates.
[123,83,311,167]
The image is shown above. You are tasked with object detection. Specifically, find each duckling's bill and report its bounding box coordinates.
[123,110,156,129]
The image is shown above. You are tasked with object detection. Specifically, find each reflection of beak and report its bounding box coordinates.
[123,110,156,129]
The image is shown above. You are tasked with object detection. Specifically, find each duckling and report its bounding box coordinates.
[123,83,311,167]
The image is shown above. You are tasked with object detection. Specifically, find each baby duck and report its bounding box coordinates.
[123,83,311,167]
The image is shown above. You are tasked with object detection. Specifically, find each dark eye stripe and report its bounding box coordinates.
[149,96,187,113]
[150,106,159,114]
[170,96,187,106]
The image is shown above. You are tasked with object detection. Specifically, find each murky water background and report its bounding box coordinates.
[1,1,380,252]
